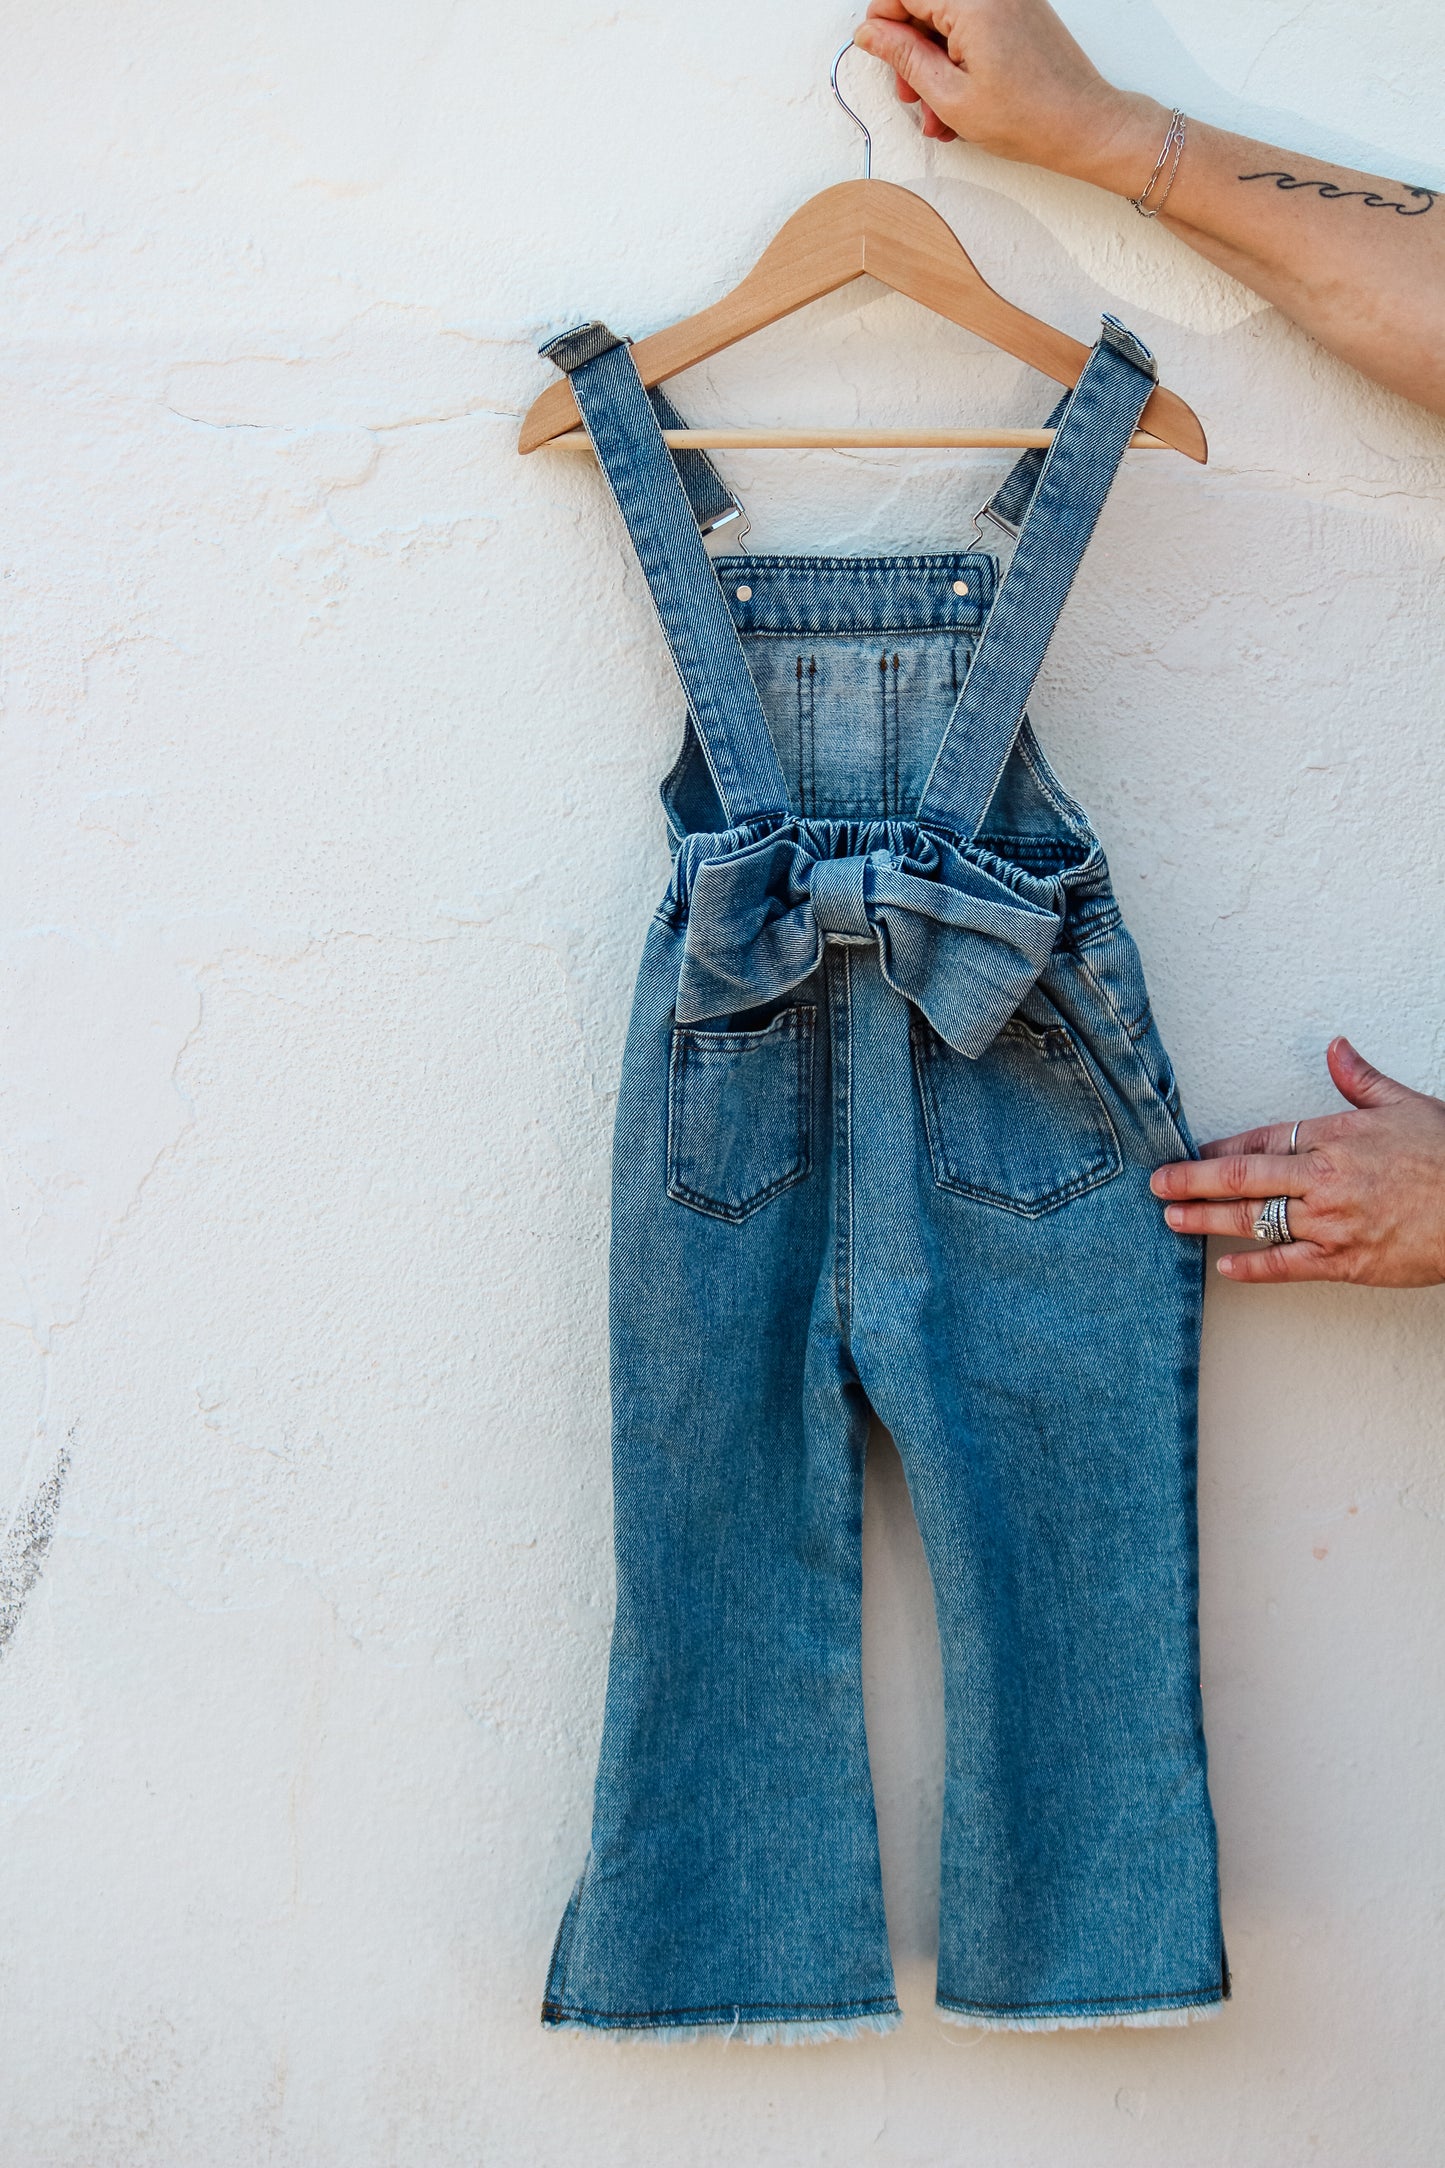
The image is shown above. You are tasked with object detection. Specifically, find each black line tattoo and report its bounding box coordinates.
[1239,170,1437,216]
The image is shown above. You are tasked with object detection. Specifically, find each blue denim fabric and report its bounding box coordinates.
[538,323,1227,2040]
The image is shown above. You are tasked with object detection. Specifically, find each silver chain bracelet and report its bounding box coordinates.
[1132,109,1187,218]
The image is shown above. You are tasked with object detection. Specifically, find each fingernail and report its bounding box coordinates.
[1217,1255,1235,1275]
[1165,1206,1184,1229]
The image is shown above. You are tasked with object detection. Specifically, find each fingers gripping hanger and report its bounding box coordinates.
[520,42,1206,465]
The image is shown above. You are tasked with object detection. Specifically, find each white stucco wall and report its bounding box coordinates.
[2,1,1443,2160]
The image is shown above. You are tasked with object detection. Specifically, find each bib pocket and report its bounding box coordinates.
[667,1006,816,1222]
[912,1009,1122,1217]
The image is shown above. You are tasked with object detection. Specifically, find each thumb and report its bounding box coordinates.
[1327,1035,1414,1110]
[854,20,966,108]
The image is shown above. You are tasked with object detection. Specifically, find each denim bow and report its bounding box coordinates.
[675,826,1064,1060]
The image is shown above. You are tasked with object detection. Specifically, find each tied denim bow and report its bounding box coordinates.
[675,825,1065,1060]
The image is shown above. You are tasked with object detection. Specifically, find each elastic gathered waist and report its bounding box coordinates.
[668,814,1106,920]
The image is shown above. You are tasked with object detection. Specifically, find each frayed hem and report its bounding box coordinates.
[937,1997,1227,2035]
[543,2009,902,2047]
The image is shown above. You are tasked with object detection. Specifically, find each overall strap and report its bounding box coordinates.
[977,393,1068,540]
[541,323,790,828]
[647,385,743,537]
[916,317,1157,842]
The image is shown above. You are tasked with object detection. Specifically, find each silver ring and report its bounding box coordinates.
[1288,1120,1301,1155]
[1253,1195,1294,1245]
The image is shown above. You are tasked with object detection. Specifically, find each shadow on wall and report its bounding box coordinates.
[862,1425,945,1968]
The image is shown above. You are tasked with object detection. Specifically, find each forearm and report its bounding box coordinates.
[853,3,1445,418]
[1073,99,1445,415]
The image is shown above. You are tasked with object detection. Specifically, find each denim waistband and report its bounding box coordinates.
[713,555,998,637]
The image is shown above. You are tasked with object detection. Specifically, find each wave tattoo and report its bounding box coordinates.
[1239,170,1437,216]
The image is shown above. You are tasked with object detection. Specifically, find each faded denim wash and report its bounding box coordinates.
[537,316,1228,2041]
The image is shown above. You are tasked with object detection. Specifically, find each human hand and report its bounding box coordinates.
[1150,1038,1445,1287]
[851,0,1161,189]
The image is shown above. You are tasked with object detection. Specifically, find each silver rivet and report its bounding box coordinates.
[735,583,752,601]
[952,579,969,596]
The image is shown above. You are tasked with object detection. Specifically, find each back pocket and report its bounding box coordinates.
[667,1006,815,1222]
[912,1009,1121,1217]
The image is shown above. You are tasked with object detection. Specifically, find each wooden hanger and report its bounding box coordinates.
[519,44,1206,464]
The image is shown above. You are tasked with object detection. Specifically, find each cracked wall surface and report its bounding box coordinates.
[1,1,1443,2163]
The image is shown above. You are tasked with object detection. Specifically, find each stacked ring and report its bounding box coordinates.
[1253,1196,1294,1246]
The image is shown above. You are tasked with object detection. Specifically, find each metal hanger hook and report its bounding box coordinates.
[830,39,872,181]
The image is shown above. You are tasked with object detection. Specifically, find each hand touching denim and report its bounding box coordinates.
[1152,1038,1445,1287]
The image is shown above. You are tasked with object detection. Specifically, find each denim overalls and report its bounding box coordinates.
[537,317,1228,2040]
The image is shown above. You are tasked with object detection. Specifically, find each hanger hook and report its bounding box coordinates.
[830,39,872,181]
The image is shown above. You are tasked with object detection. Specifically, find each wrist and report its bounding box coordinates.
[1059,90,1174,198]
